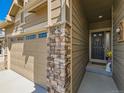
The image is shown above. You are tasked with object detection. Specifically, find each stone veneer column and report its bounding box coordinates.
[47,24,71,93]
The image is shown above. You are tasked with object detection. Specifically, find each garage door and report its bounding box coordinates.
[10,38,47,87]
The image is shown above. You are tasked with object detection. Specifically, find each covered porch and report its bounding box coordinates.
[71,0,121,92]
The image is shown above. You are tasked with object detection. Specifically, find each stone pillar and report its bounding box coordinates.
[47,23,71,93]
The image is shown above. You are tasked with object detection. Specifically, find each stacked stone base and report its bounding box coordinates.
[47,23,71,93]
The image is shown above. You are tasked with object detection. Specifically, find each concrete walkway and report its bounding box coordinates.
[0,70,47,93]
[78,71,118,93]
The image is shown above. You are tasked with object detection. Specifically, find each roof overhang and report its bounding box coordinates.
[0,21,13,29]
[26,0,47,13]
[82,0,112,23]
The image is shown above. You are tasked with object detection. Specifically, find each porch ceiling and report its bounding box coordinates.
[82,0,112,23]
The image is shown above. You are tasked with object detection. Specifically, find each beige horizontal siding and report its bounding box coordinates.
[113,0,124,90]
[72,0,89,93]
[51,0,61,24]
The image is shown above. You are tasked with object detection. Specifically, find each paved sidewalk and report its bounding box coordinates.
[78,72,118,93]
[0,70,47,93]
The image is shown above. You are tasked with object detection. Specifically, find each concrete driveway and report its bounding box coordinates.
[0,70,47,93]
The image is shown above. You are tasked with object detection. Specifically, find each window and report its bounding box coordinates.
[116,21,124,42]
[93,34,97,37]
[26,34,37,40]
[38,32,47,38]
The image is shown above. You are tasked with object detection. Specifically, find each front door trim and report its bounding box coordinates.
[89,27,111,63]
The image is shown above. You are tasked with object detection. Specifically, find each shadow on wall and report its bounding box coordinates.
[32,85,47,93]
[9,38,47,93]
[23,38,48,87]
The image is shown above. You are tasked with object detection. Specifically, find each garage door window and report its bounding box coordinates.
[38,32,47,38]
[26,34,36,40]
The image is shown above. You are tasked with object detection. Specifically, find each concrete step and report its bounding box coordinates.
[86,63,112,77]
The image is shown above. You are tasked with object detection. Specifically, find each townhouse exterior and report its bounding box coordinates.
[0,0,124,93]
[0,0,73,93]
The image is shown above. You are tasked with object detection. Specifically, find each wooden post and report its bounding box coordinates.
[48,0,52,26]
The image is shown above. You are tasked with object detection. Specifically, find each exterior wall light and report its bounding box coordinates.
[98,15,103,19]
[116,27,121,33]
[116,21,124,42]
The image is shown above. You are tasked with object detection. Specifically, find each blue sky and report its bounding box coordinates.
[0,0,13,21]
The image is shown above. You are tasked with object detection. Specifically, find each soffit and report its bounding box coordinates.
[82,0,112,23]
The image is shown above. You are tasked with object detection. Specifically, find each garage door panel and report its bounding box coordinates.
[36,54,47,86]
[11,64,34,80]
[10,38,48,88]
[11,60,25,67]
[11,64,33,76]
[11,60,33,72]
[25,63,34,71]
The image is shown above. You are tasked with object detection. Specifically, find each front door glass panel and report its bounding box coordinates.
[91,32,104,60]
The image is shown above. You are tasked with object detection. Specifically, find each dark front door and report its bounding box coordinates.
[91,32,104,60]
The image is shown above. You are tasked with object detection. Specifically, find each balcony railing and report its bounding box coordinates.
[26,0,47,13]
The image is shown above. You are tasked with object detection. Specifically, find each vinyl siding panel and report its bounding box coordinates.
[113,0,124,90]
[51,0,61,24]
[72,0,89,93]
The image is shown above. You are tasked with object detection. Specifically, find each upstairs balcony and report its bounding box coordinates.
[26,0,47,13]
[9,0,23,17]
